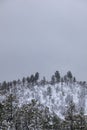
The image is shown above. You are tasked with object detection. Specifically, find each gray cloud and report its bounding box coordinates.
[0,0,87,82]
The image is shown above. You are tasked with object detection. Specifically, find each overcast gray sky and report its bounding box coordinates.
[0,0,87,82]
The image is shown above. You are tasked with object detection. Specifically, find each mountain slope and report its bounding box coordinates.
[1,79,87,119]
[15,82,87,118]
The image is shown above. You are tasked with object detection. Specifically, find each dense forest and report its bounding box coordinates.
[0,71,87,130]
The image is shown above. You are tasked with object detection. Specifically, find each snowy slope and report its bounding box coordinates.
[8,81,87,119]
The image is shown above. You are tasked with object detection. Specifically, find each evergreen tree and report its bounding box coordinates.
[26,76,30,84]
[55,71,60,83]
[9,82,12,87]
[51,75,55,85]
[17,79,21,85]
[67,71,73,82]
[30,74,35,83]
[4,94,15,129]
[22,77,26,86]
[73,77,76,83]
[64,75,68,83]
[61,77,64,85]
[65,100,76,130]
[13,80,16,86]
[41,76,46,85]
[42,107,52,130]
[34,72,39,83]
[75,107,86,130]
[0,103,4,129]
[2,81,7,91]
[52,114,61,129]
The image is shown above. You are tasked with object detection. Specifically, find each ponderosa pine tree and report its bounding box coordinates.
[52,114,61,130]
[4,94,15,123]
[73,77,76,83]
[0,103,4,129]
[65,100,76,130]
[26,76,30,84]
[55,71,60,83]
[77,107,86,130]
[34,72,39,83]
[2,81,7,91]
[13,80,16,86]
[22,77,26,86]
[67,71,73,82]
[41,76,46,85]
[51,75,55,85]
[30,74,35,83]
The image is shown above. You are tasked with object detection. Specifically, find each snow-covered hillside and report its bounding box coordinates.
[2,80,86,119]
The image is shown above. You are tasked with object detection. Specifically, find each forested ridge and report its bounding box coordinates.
[0,71,87,130]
